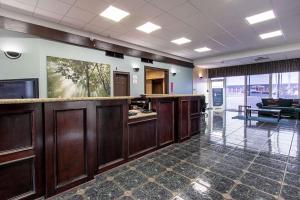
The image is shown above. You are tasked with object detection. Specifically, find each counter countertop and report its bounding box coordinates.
[141,94,204,98]
[0,96,134,104]
[128,110,157,120]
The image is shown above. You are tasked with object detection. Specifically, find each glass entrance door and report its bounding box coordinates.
[210,79,225,110]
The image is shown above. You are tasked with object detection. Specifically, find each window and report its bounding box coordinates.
[272,72,299,99]
[247,74,270,108]
[226,76,245,111]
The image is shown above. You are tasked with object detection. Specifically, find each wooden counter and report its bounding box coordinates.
[0,95,205,199]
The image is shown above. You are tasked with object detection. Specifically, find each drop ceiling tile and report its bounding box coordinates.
[133,3,162,19]
[74,0,110,14]
[168,2,200,21]
[58,0,76,5]
[14,0,38,6]
[37,0,71,15]
[112,0,146,13]
[61,16,86,29]
[66,7,96,23]
[85,16,114,31]
[148,0,186,11]
[34,8,63,23]
[0,0,35,13]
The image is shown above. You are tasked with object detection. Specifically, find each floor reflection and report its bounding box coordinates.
[54,111,300,200]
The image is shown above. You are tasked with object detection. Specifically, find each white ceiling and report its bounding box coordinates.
[1,0,300,67]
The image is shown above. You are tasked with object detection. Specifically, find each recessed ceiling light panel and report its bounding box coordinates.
[100,6,130,22]
[171,37,191,45]
[246,10,275,25]
[136,22,161,33]
[194,47,211,53]
[259,30,283,39]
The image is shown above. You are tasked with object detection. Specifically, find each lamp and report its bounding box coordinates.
[132,64,140,72]
[4,51,22,59]
[171,69,176,76]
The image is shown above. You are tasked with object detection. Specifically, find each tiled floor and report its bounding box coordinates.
[53,111,300,200]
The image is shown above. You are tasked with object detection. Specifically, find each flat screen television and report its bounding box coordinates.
[0,78,39,99]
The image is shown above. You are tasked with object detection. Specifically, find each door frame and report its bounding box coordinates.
[144,66,169,94]
[113,71,130,96]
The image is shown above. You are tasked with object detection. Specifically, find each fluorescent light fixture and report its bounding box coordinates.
[171,37,191,45]
[100,6,129,22]
[194,47,211,53]
[259,30,283,39]
[246,10,275,24]
[136,22,161,33]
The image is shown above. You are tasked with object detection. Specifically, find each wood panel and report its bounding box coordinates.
[44,101,94,197]
[128,117,157,158]
[0,112,32,152]
[96,100,128,172]
[191,116,200,135]
[0,104,43,199]
[190,97,202,136]
[0,16,194,68]
[152,99,175,147]
[178,98,190,142]
[0,158,34,199]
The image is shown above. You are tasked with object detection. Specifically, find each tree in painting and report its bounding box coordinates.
[47,56,111,98]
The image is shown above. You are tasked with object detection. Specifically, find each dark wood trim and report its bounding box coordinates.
[0,16,194,68]
[113,71,130,96]
[144,66,169,94]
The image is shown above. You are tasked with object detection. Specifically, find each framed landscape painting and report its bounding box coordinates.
[47,56,111,98]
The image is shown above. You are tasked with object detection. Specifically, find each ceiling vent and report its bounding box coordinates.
[105,51,124,59]
[141,57,153,64]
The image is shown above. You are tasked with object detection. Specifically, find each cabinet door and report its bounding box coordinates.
[190,97,202,135]
[96,100,128,172]
[0,104,43,199]
[178,97,191,141]
[44,101,94,197]
[128,117,157,158]
[155,99,175,147]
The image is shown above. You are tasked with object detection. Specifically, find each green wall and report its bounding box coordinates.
[0,37,193,97]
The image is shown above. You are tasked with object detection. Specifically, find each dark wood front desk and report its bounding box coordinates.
[0,95,205,199]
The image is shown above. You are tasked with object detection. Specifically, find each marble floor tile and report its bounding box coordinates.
[136,161,166,177]
[177,182,224,200]
[173,161,204,179]
[280,185,300,200]
[85,181,124,200]
[240,173,281,195]
[114,170,147,190]
[230,184,276,200]
[132,182,173,200]
[154,154,181,168]
[254,156,286,171]
[196,171,235,193]
[248,163,284,181]
[284,172,300,188]
[222,155,251,169]
[210,162,244,180]
[156,171,190,192]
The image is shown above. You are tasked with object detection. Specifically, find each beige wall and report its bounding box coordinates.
[193,67,209,102]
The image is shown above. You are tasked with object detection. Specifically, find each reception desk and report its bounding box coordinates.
[0,95,205,199]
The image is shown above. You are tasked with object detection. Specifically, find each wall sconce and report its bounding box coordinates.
[171,69,177,76]
[4,51,22,59]
[132,64,140,72]
[198,72,203,79]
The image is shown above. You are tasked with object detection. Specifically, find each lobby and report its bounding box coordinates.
[0,0,300,200]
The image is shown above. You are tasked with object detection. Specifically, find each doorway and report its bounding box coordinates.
[113,71,130,96]
[209,78,225,110]
[144,66,169,94]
